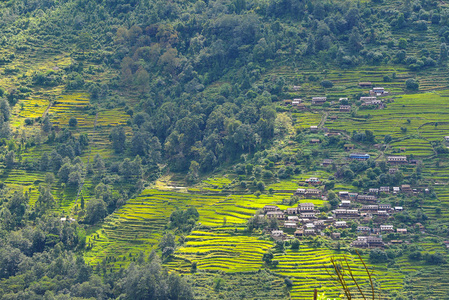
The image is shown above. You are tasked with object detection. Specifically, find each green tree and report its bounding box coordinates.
[134,67,150,93]
[406,78,419,90]
[159,232,176,257]
[5,150,14,168]
[187,160,200,183]
[440,43,448,61]
[291,239,300,250]
[69,117,78,127]
[398,38,408,49]
[110,126,126,153]
[77,32,93,54]
[85,198,107,224]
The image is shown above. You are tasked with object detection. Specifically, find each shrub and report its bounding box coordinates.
[321,80,333,88]
[69,117,78,127]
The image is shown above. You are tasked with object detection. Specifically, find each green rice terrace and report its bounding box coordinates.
[77,75,449,298]
[3,0,449,298]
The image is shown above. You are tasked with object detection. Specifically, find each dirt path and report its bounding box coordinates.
[42,100,53,118]
[74,112,98,205]
[318,111,329,128]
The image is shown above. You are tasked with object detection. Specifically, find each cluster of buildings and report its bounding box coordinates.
[347,154,420,166]
[262,203,346,240]
[350,225,408,248]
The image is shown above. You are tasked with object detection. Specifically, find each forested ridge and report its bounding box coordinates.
[0,0,447,298]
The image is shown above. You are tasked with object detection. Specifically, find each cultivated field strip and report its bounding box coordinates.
[273,248,404,298]
[327,92,449,138]
[85,190,313,266]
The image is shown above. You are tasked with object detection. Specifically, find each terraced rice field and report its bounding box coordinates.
[389,138,434,157]
[291,111,322,129]
[274,247,404,298]
[173,230,273,272]
[327,92,449,139]
[84,189,327,265]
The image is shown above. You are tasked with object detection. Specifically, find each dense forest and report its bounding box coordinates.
[0,0,447,298]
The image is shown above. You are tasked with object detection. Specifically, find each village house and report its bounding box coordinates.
[344,144,354,151]
[286,207,298,215]
[335,221,347,228]
[360,96,381,104]
[378,204,392,211]
[292,99,302,106]
[304,229,317,236]
[295,188,306,195]
[329,115,338,120]
[359,96,377,102]
[298,203,315,212]
[359,82,372,87]
[284,222,297,229]
[339,97,349,102]
[349,153,370,160]
[314,220,326,229]
[443,241,449,249]
[339,105,351,112]
[339,191,349,199]
[388,156,408,164]
[389,168,399,174]
[292,85,301,91]
[304,223,315,229]
[357,226,371,233]
[331,232,341,239]
[263,205,280,213]
[340,200,351,208]
[271,230,287,240]
[283,99,292,105]
[401,184,412,193]
[296,189,321,198]
[393,187,400,193]
[266,211,285,220]
[306,177,321,184]
[370,228,379,234]
[390,240,403,245]
[325,132,341,137]
[312,97,327,105]
[380,186,390,193]
[357,195,377,203]
[397,228,407,234]
[380,225,394,232]
[310,125,318,132]
[361,205,379,213]
[334,209,359,219]
[445,136,449,142]
[322,159,333,166]
[370,87,388,96]
[305,189,321,198]
[367,236,384,248]
[288,216,299,223]
[300,212,316,219]
[294,229,304,238]
[375,210,389,218]
[395,206,403,212]
[60,217,76,222]
[310,139,321,144]
[348,193,359,200]
[351,240,369,248]
[369,188,379,195]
